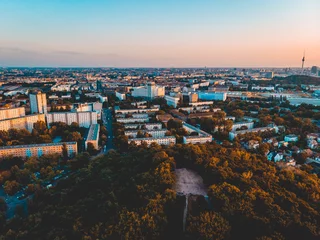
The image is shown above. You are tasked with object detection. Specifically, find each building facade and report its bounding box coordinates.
[46,111,97,128]
[0,107,25,121]
[0,114,45,132]
[165,95,180,108]
[0,142,77,159]
[197,92,227,101]
[85,124,100,150]
[29,92,47,114]
[128,136,176,146]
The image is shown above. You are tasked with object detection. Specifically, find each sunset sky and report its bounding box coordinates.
[0,0,319,67]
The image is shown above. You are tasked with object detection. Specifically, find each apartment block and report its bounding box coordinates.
[182,122,213,144]
[0,107,25,121]
[46,111,97,128]
[124,123,163,130]
[125,129,167,138]
[85,124,100,150]
[0,114,45,132]
[29,92,47,114]
[128,136,176,146]
[0,142,77,159]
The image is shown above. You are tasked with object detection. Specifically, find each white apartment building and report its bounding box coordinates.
[183,135,212,144]
[128,136,176,146]
[46,111,97,128]
[0,107,25,121]
[0,114,45,132]
[197,92,227,101]
[182,122,213,144]
[85,124,100,150]
[189,101,214,106]
[116,113,149,119]
[115,108,159,114]
[116,92,126,101]
[124,123,163,130]
[165,95,180,108]
[29,92,47,114]
[131,82,165,99]
[251,86,275,91]
[229,126,278,140]
[0,142,77,159]
[73,102,102,119]
[116,117,149,123]
[125,129,167,138]
[231,122,254,131]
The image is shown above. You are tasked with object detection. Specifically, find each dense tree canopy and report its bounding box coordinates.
[1,142,320,240]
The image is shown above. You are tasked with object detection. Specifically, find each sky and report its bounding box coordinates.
[0,0,319,67]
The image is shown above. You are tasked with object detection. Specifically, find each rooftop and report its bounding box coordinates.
[0,142,77,150]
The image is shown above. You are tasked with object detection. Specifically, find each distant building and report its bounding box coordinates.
[46,111,97,128]
[116,91,126,101]
[114,107,159,114]
[96,80,103,91]
[0,114,45,132]
[0,142,77,159]
[311,66,318,74]
[128,136,176,146]
[124,123,163,130]
[125,129,167,138]
[85,124,100,150]
[284,134,299,142]
[0,107,25,121]
[231,122,254,131]
[197,92,227,101]
[229,126,278,140]
[165,95,180,108]
[182,122,212,144]
[29,92,47,114]
[131,82,165,99]
[116,117,149,123]
[73,102,102,119]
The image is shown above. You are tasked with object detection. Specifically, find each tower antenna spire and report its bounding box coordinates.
[301,50,305,74]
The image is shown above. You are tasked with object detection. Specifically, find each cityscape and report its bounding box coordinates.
[0,0,320,240]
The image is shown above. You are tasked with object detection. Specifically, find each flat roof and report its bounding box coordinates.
[0,113,44,122]
[0,142,77,150]
[86,124,100,141]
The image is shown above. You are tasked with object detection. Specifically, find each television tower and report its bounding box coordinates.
[301,50,305,73]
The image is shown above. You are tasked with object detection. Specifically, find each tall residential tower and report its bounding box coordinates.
[29,92,47,114]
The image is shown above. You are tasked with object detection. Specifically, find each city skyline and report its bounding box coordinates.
[0,0,319,67]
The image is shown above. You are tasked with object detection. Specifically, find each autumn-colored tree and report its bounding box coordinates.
[187,211,230,240]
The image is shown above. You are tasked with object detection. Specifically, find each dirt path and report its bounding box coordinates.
[175,168,207,196]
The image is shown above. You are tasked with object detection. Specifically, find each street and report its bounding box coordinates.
[102,108,114,152]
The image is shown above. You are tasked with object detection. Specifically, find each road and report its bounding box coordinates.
[102,108,114,152]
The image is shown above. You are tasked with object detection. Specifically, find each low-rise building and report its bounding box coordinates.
[0,142,77,159]
[117,117,149,123]
[182,122,212,144]
[229,126,278,140]
[125,129,167,138]
[231,122,254,131]
[284,134,299,142]
[116,91,126,101]
[197,92,227,101]
[115,107,159,114]
[128,136,176,146]
[85,124,100,150]
[124,123,163,130]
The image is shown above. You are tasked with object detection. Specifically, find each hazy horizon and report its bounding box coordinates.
[1,0,319,67]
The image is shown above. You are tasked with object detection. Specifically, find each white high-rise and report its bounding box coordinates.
[29,92,47,114]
